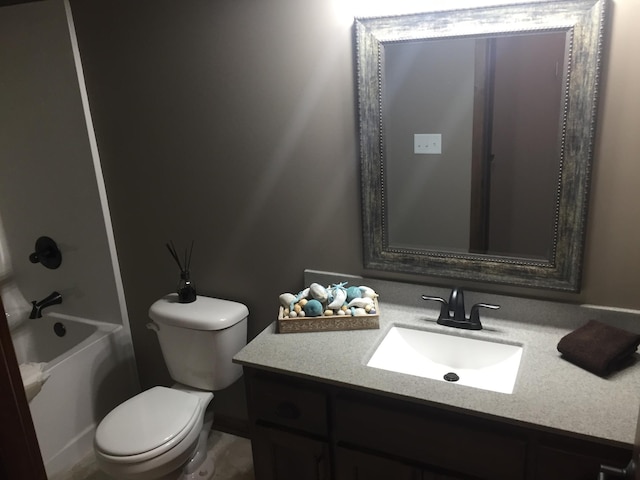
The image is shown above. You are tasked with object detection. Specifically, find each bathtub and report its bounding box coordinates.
[11,313,139,478]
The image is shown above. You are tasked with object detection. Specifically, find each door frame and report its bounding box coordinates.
[0,298,47,479]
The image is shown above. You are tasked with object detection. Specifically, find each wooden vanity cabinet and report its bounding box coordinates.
[246,371,331,480]
[244,368,631,480]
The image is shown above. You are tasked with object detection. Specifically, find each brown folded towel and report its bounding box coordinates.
[557,320,640,376]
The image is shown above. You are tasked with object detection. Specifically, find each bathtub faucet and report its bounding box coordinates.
[30,291,63,319]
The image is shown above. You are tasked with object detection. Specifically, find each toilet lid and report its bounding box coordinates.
[95,386,200,457]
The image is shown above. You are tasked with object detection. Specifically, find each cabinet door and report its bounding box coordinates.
[335,446,426,480]
[432,473,475,480]
[536,444,631,480]
[252,424,330,480]
[335,395,526,480]
[335,447,479,480]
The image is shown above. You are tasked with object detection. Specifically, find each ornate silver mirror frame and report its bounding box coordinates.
[356,0,608,292]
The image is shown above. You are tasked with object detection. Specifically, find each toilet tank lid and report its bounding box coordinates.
[149,294,249,330]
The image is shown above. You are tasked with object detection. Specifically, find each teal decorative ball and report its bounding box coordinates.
[346,286,362,302]
[303,299,324,317]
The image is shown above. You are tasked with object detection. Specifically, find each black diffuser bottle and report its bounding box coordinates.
[177,270,196,303]
[167,240,197,303]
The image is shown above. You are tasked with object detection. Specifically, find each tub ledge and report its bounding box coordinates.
[19,362,50,402]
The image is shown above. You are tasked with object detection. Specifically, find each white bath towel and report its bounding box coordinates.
[19,362,50,402]
[0,214,31,330]
[0,213,11,283]
[1,282,32,330]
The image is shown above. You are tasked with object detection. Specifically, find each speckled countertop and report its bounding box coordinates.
[234,270,640,448]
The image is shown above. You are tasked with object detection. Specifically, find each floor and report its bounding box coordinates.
[52,431,254,480]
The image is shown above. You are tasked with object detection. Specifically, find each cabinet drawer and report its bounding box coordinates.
[334,395,526,480]
[249,374,328,437]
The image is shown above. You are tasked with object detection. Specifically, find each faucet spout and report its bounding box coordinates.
[448,287,466,321]
[30,291,62,319]
[441,287,498,330]
[422,287,500,331]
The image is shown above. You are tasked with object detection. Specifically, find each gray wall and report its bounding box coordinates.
[70,0,362,388]
[67,0,640,389]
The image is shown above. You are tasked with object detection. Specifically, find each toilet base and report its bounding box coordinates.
[179,456,215,480]
[179,411,215,480]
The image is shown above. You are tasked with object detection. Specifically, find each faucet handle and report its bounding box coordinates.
[469,303,500,325]
[29,236,62,269]
[421,295,450,321]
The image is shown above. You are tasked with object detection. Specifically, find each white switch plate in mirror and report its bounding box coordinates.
[414,133,442,154]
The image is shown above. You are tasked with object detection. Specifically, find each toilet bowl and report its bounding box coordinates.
[93,294,249,480]
[94,387,214,480]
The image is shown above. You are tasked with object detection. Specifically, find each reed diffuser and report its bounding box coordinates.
[166,240,196,303]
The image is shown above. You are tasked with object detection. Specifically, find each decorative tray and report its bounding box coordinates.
[276,283,380,334]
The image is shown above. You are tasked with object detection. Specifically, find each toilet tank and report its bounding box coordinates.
[148,294,248,390]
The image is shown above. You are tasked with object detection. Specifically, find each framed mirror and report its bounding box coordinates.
[356,0,608,292]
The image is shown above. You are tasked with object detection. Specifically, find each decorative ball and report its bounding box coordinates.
[303,299,324,317]
[346,286,362,302]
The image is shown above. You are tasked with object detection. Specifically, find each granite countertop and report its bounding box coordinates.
[234,271,640,448]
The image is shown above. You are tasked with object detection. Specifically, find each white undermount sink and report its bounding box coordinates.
[367,326,523,394]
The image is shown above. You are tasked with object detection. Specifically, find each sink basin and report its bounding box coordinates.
[367,326,523,394]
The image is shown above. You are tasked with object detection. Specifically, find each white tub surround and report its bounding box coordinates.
[12,314,138,478]
[1,1,139,476]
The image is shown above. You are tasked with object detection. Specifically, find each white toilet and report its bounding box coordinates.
[94,294,248,480]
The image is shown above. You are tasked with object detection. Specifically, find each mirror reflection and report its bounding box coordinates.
[384,32,567,260]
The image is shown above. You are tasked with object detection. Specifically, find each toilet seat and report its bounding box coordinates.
[95,386,201,462]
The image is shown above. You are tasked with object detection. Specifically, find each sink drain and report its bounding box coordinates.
[444,372,459,382]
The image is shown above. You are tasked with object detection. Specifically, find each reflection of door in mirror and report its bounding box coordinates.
[475,32,567,260]
[384,32,566,261]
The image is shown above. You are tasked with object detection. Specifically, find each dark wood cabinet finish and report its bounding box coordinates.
[335,446,424,480]
[246,370,332,479]
[335,447,476,480]
[533,439,632,480]
[252,424,331,480]
[335,395,526,480]
[244,368,631,480]
[249,374,328,436]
